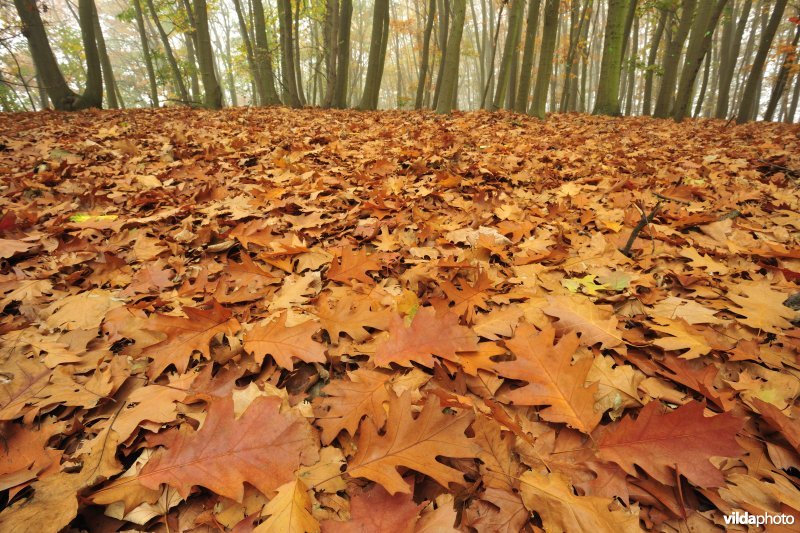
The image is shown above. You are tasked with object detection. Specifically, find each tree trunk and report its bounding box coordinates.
[593,0,629,115]
[432,0,451,109]
[480,1,504,108]
[642,7,666,115]
[624,13,638,115]
[277,0,302,106]
[293,0,307,106]
[693,52,711,117]
[737,0,788,123]
[323,0,340,107]
[561,0,592,112]
[193,0,222,108]
[146,0,189,103]
[233,0,263,105]
[492,0,525,110]
[436,0,467,113]
[333,0,353,108]
[786,70,800,122]
[529,0,559,118]
[359,0,391,110]
[132,0,158,106]
[92,2,117,108]
[253,0,282,105]
[415,0,437,109]
[672,0,727,122]
[514,0,541,113]
[653,0,696,118]
[764,23,800,121]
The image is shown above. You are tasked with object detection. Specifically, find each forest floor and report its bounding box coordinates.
[0,107,799,532]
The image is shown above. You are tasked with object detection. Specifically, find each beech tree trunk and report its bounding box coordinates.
[415,0,437,109]
[252,0,281,105]
[593,0,629,115]
[642,7,666,116]
[193,0,222,108]
[278,0,302,107]
[92,2,117,109]
[233,0,263,105]
[323,0,340,107]
[359,0,390,110]
[432,0,450,109]
[492,0,525,110]
[672,0,727,122]
[764,22,800,121]
[132,0,158,106]
[333,0,353,108]
[146,0,189,103]
[653,0,696,118]
[436,0,467,114]
[529,0,559,118]
[514,0,541,113]
[737,0,788,122]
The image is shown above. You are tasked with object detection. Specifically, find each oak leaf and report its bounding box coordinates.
[254,478,319,533]
[519,470,640,533]
[141,301,241,378]
[727,281,799,333]
[439,270,493,323]
[374,307,478,368]
[327,247,381,285]
[597,401,743,488]
[243,312,326,370]
[497,324,601,433]
[139,395,318,501]
[543,295,624,351]
[314,292,392,345]
[320,481,422,533]
[314,368,392,445]
[347,392,478,494]
[650,318,712,359]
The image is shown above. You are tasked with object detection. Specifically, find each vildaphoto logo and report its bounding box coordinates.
[723,511,795,526]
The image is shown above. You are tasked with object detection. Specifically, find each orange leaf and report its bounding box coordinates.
[326,247,381,285]
[243,312,326,370]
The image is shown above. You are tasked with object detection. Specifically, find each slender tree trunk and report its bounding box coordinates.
[253,0,281,105]
[432,0,451,109]
[481,1,505,108]
[293,0,307,105]
[277,0,301,106]
[492,0,525,110]
[737,0,788,122]
[436,0,467,113]
[92,2,117,108]
[693,52,711,117]
[764,23,800,121]
[233,0,263,105]
[624,13,638,115]
[593,0,629,115]
[323,0,340,107]
[30,42,49,109]
[131,0,158,106]
[529,0,559,118]
[672,0,727,122]
[653,0,696,117]
[642,7,666,115]
[193,0,222,108]
[333,0,353,108]
[787,71,800,122]
[359,0,391,109]
[416,0,437,108]
[184,33,200,102]
[146,0,189,103]
[515,0,541,113]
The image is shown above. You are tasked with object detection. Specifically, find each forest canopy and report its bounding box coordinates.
[1,0,799,121]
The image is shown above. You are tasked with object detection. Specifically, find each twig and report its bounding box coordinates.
[653,192,691,205]
[620,200,662,258]
[757,158,800,180]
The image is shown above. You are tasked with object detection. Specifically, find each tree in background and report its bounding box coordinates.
[529,0,559,118]
[359,0,390,110]
[192,0,222,108]
[436,0,467,113]
[593,0,629,115]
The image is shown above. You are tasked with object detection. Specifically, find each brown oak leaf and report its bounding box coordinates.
[243,312,326,370]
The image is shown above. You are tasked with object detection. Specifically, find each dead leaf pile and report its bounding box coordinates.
[1,107,799,531]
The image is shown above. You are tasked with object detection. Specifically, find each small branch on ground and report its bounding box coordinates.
[620,200,662,258]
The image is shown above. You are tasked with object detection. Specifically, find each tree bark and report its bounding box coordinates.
[233,0,263,105]
[252,0,282,105]
[333,0,353,108]
[623,13,638,115]
[322,0,340,107]
[359,0,391,110]
[277,0,302,106]
[293,0,307,105]
[92,2,117,108]
[737,0,788,123]
[514,0,541,113]
[415,0,437,108]
[436,0,467,113]
[432,0,450,109]
[529,0,559,118]
[492,0,525,110]
[132,0,159,106]
[764,22,800,121]
[146,0,189,103]
[193,0,222,108]
[653,0,696,118]
[642,7,666,115]
[672,0,727,122]
[593,0,629,115]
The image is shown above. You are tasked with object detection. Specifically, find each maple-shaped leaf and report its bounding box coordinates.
[597,401,743,488]
[254,478,319,533]
[141,301,241,378]
[139,395,318,501]
[374,307,478,367]
[314,369,392,445]
[543,295,624,351]
[727,281,799,333]
[320,481,422,533]
[439,270,493,323]
[326,247,381,285]
[243,312,326,370]
[347,392,478,494]
[314,292,392,345]
[519,471,640,533]
[496,324,601,434]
